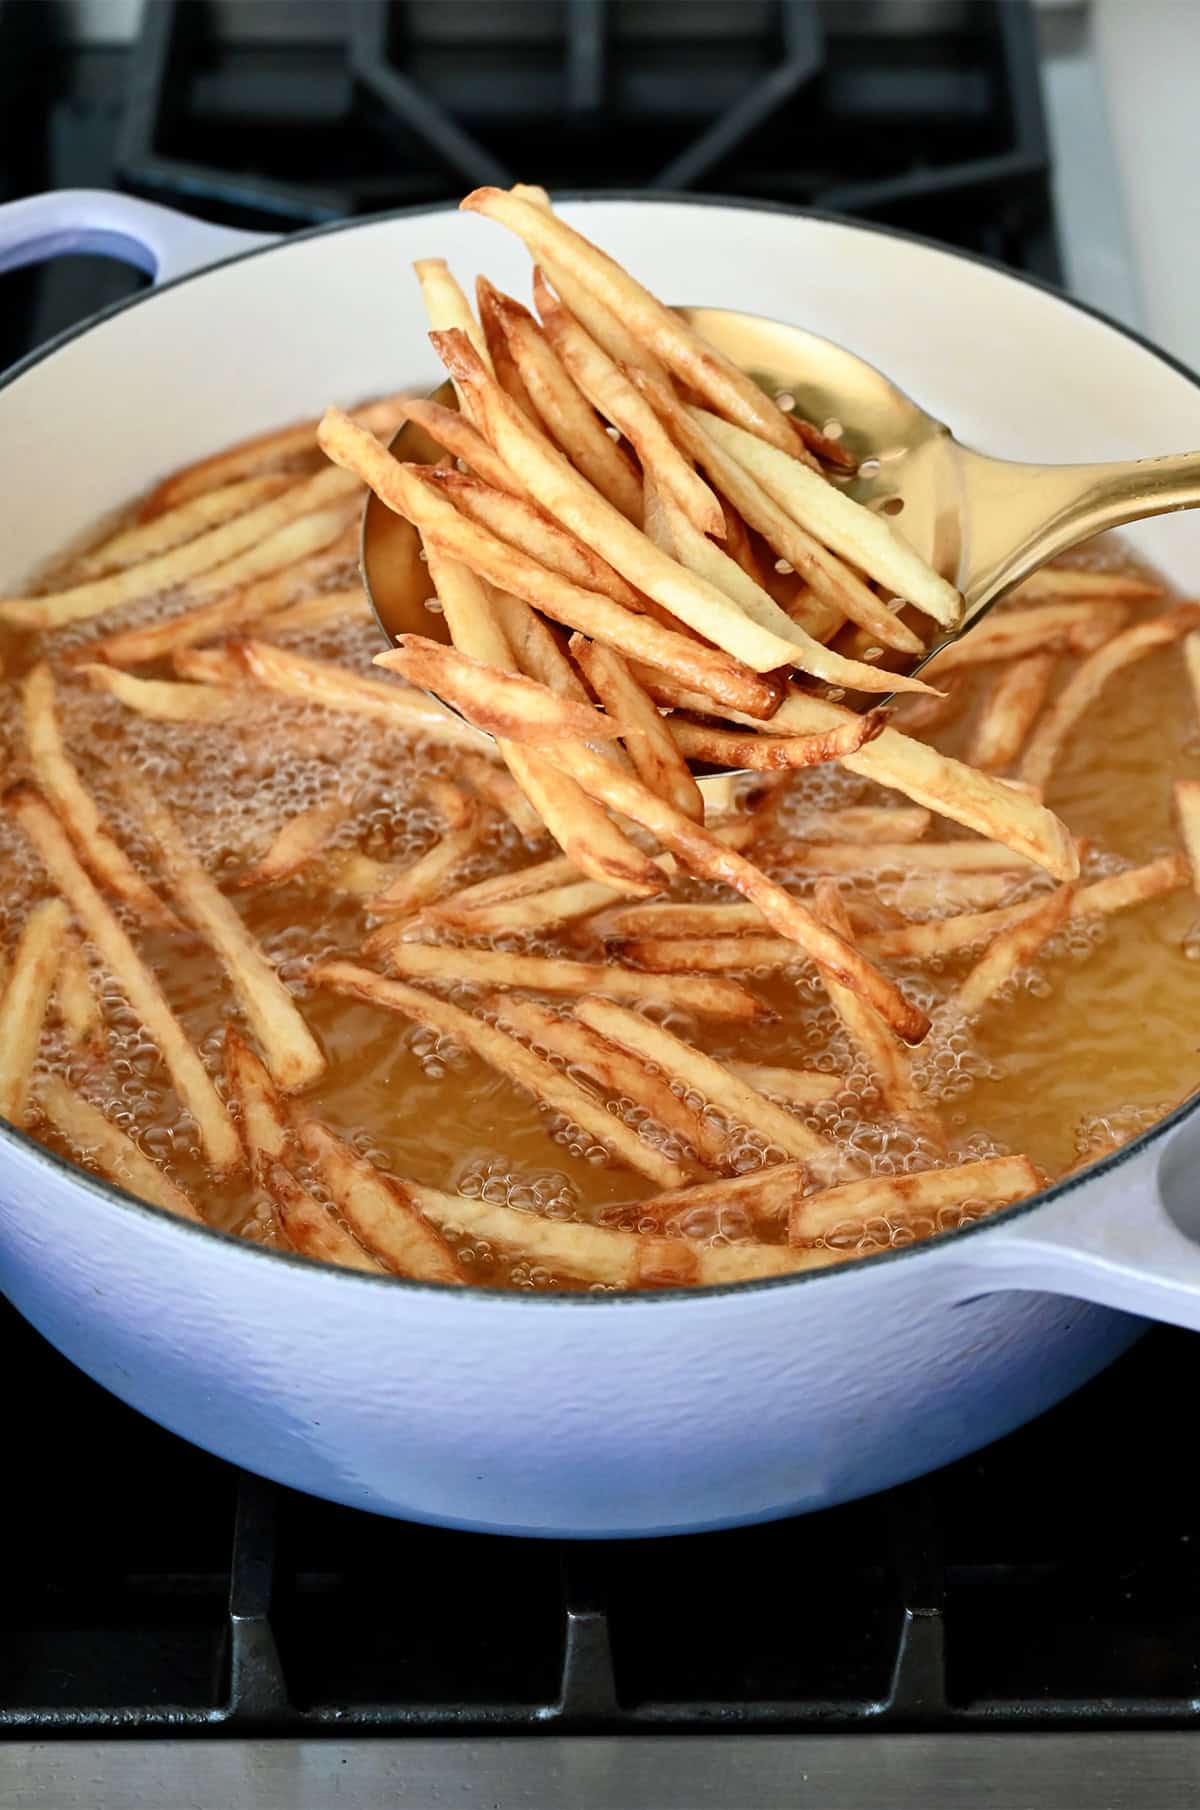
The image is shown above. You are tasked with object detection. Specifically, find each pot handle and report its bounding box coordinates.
[0,189,274,286]
[953,1107,1200,1330]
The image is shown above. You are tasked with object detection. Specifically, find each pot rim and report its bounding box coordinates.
[4,187,1196,1307]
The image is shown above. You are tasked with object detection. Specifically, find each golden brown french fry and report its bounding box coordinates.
[477,274,538,419]
[1,466,359,632]
[390,396,526,495]
[266,1160,386,1273]
[76,475,294,578]
[55,932,103,1054]
[533,265,725,535]
[232,639,491,749]
[369,814,484,918]
[1174,779,1200,896]
[358,935,769,1020]
[486,587,632,774]
[374,636,624,743]
[80,663,240,723]
[726,1062,841,1107]
[489,288,644,521]
[967,653,1057,773]
[128,783,325,1093]
[454,751,546,837]
[570,635,703,822]
[298,1119,465,1283]
[236,797,351,889]
[223,1025,292,1173]
[1019,606,1200,794]
[422,470,643,607]
[789,1154,1042,1245]
[140,394,410,516]
[668,712,888,771]
[574,997,851,1177]
[308,962,691,1187]
[81,523,358,667]
[22,663,181,930]
[542,741,931,1042]
[487,991,726,1168]
[864,853,1189,960]
[38,1073,201,1220]
[257,585,373,638]
[536,252,669,384]
[414,257,493,392]
[6,786,242,1172]
[924,602,1127,675]
[1184,630,1200,726]
[608,1157,811,1233]
[1010,566,1162,604]
[948,885,1074,1019]
[0,899,69,1125]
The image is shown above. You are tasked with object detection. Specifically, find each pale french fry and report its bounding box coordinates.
[38,1074,201,1220]
[80,663,240,723]
[140,393,411,516]
[6,786,242,1172]
[778,839,1048,874]
[357,935,769,1021]
[613,934,810,974]
[414,257,493,399]
[668,712,888,771]
[886,684,963,740]
[436,877,617,937]
[788,1154,1042,1246]
[720,497,768,586]
[967,653,1057,773]
[486,991,726,1168]
[862,853,1189,961]
[232,639,492,749]
[608,1157,811,1233]
[537,252,669,384]
[257,585,373,637]
[542,742,931,1043]
[173,646,246,686]
[696,410,961,629]
[128,783,325,1093]
[223,1026,292,1173]
[374,636,624,743]
[389,396,526,496]
[574,997,852,1177]
[0,899,69,1125]
[422,469,643,606]
[236,796,352,889]
[324,852,398,899]
[266,1160,386,1273]
[82,523,358,667]
[1010,567,1162,604]
[1173,779,1200,896]
[726,1062,841,1107]
[489,288,644,521]
[786,805,932,844]
[307,963,691,1187]
[158,497,357,607]
[570,636,703,822]
[1019,606,1200,794]
[454,751,547,837]
[924,602,1127,675]
[22,663,181,930]
[947,884,1074,1019]
[1,466,359,632]
[76,475,295,578]
[298,1119,465,1283]
[813,879,944,1147]
[55,932,103,1054]
[533,265,725,535]
[370,813,484,918]
[1185,630,1200,726]
[421,851,582,918]
[477,274,538,419]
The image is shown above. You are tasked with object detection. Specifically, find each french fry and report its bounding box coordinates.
[422,469,643,607]
[127,783,326,1093]
[783,805,932,845]
[1185,630,1200,725]
[967,653,1057,773]
[574,997,852,1177]
[947,884,1074,1019]
[1173,779,1200,896]
[454,751,547,837]
[726,1062,842,1107]
[924,602,1127,674]
[38,1074,201,1220]
[0,466,359,632]
[421,851,583,918]
[6,786,242,1172]
[487,587,632,774]
[374,636,624,743]
[696,410,962,629]
[236,796,352,889]
[223,1026,292,1173]
[668,712,888,771]
[173,646,246,686]
[357,935,769,1020]
[488,288,643,521]
[477,274,538,419]
[542,741,931,1043]
[155,498,357,607]
[788,1154,1042,1245]
[608,1158,812,1233]
[585,901,771,941]
[266,1160,386,1273]
[323,852,398,899]
[298,1119,465,1283]
[863,853,1189,961]
[232,639,492,749]
[1011,567,1162,604]
[486,991,726,1168]
[307,962,692,1187]
[533,265,724,535]
[80,663,240,723]
[613,934,810,974]
[1019,606,1200,794]
[55,932,104,1054]
[536,253,669,385]
[22,663,181,930]
[414,257,494,397]
[889,684,963,740]
[0,899,69,1125]
[813,879,944,1146]
[777,839,1048,875]
[139,393,410,516]
[386,396,526,496]
[75,474,295,578]
[369,811,484,919]
[81,522,358,667]
[720,496,767,585]
[570,635,703,822]
[435,877,618,937]
[257,585,373,638]
[460,186,834,467]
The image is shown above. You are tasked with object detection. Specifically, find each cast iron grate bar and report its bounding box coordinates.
[885,1478,948,1720]
[557,1548,619,1723]
[224,1472,292,1726]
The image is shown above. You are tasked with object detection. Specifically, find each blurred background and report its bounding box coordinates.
[1,0,1196,372]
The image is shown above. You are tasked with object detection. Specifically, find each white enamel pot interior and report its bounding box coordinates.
[1,190,1200,1539]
